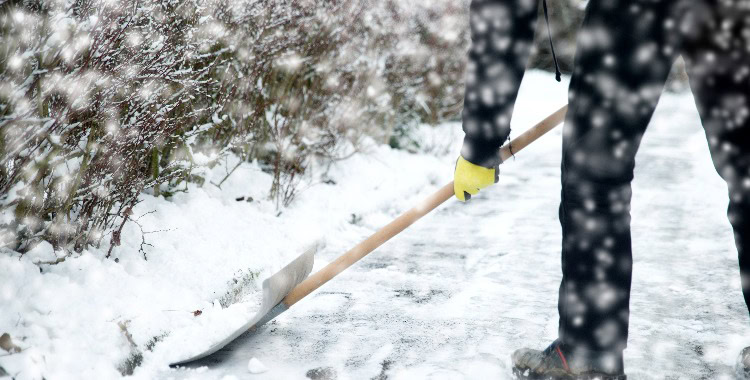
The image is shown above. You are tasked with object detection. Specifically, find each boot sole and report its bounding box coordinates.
[512,366,627,380]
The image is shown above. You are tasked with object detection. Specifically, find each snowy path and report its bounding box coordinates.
[164,86,749,379]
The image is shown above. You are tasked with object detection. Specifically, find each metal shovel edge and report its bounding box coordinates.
[169,241,319,366]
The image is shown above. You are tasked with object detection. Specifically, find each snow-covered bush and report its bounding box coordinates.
[0,0,385,253]
[3,0,579,255]
[194,0,366,208]
[349,0,470,144]
[0,0,227,254]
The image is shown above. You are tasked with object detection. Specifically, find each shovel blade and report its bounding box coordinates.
[170,241,319,366]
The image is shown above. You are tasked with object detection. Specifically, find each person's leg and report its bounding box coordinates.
[512,1,679,376]
[557,0,678,353]
[460,0,538,168]
[682,0,750,318]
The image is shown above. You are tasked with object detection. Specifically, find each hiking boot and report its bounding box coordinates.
[512,339,626,380]
[738,346,750,379]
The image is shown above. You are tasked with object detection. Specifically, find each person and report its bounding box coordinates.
[453,0,750,378]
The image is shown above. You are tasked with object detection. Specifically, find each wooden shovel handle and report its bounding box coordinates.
[283,104,569,307]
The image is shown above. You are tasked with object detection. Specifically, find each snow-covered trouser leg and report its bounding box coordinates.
[681,0,750,319]
[460,0,539,168]
[557,0,679,353]
[558,0,750,353]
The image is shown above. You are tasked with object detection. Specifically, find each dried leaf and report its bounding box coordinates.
[0,333,22,353]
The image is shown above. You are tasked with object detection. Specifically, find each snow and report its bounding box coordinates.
[247,357,268,374]
[1,70,749,379]
[0,97,456,379]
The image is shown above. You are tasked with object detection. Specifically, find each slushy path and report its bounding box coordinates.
[169,82,750,380]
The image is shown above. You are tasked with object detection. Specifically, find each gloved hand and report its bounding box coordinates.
[453,156,499,202]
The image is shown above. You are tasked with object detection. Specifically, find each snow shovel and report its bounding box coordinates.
[170,104,569,366]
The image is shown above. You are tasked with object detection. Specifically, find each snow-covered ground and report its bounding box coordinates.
[2,71,749,379]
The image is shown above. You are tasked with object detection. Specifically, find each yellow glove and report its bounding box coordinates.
[453,156,499,202]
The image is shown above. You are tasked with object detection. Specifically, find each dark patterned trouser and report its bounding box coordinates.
[460,0,540,168]
[558,0,750,352]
